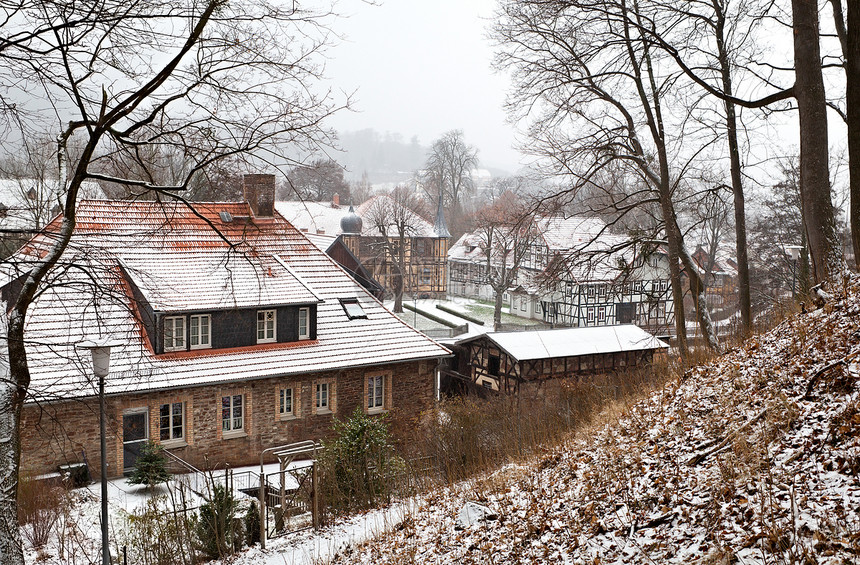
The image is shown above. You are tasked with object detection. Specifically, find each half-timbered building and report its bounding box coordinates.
[448,215,674,334]
[446,325,668,394]
[277,194,450,299]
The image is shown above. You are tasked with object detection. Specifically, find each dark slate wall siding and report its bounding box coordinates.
[211,309,257,349]
[157,305,317,353]
[277,306,298,342]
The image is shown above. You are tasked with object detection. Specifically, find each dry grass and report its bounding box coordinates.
[397,356,687,488]
[17,473,65,549]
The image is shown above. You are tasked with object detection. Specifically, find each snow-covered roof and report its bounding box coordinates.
[5,200,449,401]
[448,214,630,283]
[275,195,438,239]
[301,232,337,252]
[536,216,610,251]
[457,325,668,362]
[0,178,105,231]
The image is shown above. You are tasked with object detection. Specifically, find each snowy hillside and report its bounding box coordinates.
[324,283,860,563]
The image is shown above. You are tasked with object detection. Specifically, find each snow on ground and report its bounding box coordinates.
[388,297,546,333]
[324,282,860,564]
[23,284,860,564]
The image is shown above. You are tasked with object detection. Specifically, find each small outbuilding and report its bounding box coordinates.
[446,325,668,394]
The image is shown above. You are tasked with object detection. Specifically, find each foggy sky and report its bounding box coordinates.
[324,0,524,174]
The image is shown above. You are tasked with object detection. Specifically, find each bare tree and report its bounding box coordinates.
[791,0,843,283]
[825,0,859,268]
[646,0,770,336]
[494,0,722,356]
[636,0,844,285]
[681,183,733,291]
[749,157,811,307]
[0,136,68,233]
[282,158,351,202]
[421,130,479,236]
[362,188,429,313]
[0,1,343,561]
[471,192,539,331]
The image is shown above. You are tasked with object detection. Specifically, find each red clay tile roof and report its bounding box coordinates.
[7,200,449,400]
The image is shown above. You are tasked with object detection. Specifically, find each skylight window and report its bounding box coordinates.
[340,298,367,320]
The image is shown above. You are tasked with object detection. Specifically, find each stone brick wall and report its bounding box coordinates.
[20,359,436,479]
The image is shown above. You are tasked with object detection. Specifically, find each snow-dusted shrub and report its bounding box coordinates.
[244,500,260,546]
[118,496,198,565]
[194,483,239,559]
[17,473,64,548]
[127,441,171,490]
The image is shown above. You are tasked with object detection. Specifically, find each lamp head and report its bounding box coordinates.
[77,339,123,378]
[785,245,802,262]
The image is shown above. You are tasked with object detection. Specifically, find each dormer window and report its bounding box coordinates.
[298,307,309,339]
[340,298,367,320]
[257,310,276,343]
[190,314,211,349]
[164,316,185,351]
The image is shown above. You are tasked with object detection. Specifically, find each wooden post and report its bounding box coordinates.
[312,460,319,530]
[259,464,266,550]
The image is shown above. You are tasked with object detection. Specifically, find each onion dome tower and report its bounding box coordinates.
[340,204,363,235]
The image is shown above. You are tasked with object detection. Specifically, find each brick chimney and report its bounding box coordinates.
[243,174,275,217]
[332,193,340,207]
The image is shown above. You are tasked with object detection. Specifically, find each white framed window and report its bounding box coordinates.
[316,382,330,412]
[520,297,527,312]
[278,387,295,418]
[587,307,595,323]
[257,310,276,343]
[159,402,184,442]
[598,306,606,322]
[222,394,244,433]
[298,308,309,339]
[189,314,211,349]
[164,316,185,352]
[367,375,384,412]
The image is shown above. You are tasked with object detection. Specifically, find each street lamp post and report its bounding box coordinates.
[78,339,122,565]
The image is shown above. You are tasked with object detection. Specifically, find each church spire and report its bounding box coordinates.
[433,194,450,238]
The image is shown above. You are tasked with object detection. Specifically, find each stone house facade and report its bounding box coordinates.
[20,360,435,477]
[6,175,448,479]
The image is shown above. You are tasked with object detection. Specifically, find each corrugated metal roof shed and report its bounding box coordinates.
[456,325,668,362]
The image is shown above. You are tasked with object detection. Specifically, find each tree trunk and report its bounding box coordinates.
[0,376,25,565]
[792,0,842,283]
[713,3,752,335]
[493,289,504,332]
[393,272,404,313]
[848,0,860,268]
[1,130,90,564]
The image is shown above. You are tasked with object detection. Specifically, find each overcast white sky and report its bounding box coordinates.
[324,0,524,173]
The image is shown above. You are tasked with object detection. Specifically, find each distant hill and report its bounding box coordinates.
[334,129,427,184]
[334,129,512,185]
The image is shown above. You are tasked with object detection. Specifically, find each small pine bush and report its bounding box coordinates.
[195,483,237,559]
[127,441,171,490]
[244,500,261,546]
